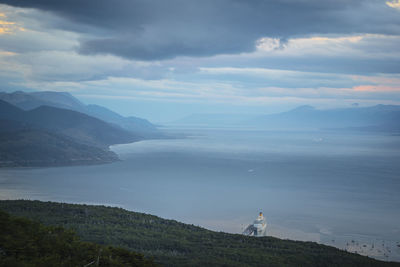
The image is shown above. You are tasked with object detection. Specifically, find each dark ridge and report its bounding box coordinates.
[0,91,163,137]
[0,99,140,148]
[0,129,118,167]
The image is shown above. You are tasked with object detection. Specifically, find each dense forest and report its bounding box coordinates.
[0,209,155,266]
[1,200,399,266]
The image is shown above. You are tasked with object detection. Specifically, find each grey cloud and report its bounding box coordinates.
[1,0,400,60]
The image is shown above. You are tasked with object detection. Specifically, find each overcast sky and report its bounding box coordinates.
[1,0,400,122]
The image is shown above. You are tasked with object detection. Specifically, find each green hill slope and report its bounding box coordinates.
[0,200,398,267]
[0,99,139,167]
[0,99,140,148]
[0,129,118,167]
[0,209,156,266]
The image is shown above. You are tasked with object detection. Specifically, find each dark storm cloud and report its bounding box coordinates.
[1,0,400,60]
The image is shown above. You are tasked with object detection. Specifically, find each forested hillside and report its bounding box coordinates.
[1,200,398,267]
[0,99,139,167]
[0,129,118,167]
[0,210,156,266]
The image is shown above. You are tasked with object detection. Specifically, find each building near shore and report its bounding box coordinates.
[242,212,267,237]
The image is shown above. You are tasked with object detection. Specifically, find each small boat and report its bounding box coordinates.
[242,212,267,237]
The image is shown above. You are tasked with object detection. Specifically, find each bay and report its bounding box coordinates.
[1,127,400,261]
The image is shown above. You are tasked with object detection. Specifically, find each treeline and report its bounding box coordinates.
[0,210,156,266]
[1,200,399,267]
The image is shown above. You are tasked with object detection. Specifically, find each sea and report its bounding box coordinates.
[1,127,400,261]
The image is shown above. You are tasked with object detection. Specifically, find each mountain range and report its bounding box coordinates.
[0,91,161,137]
[2,90,400,166]
[0,99,138,147]
[0,91,163,167]
[174,105,400,132]
[248,105,400,131]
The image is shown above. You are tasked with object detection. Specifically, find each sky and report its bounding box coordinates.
[0,0,400,122]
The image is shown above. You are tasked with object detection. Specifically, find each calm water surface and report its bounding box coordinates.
[1,128,400,261]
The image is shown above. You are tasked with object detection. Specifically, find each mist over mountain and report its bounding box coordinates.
[0,91,161,137]
[0,91,84,112]
[249,105,400,131]
[0,99,139,148]
[172,113,257,127]
[85,104,160,137]
[175,105,400,132]
[0,0,399,265]
[0,99,143,167]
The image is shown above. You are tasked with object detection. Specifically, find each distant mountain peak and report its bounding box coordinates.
[291,105,315,112]
[30,91,85,108]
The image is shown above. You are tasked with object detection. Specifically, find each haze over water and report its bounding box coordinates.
[1,127,400,261]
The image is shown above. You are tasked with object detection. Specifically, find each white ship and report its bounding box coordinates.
[242,212,267,237]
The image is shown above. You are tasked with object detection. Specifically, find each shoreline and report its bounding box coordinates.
[1,199,399,264]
